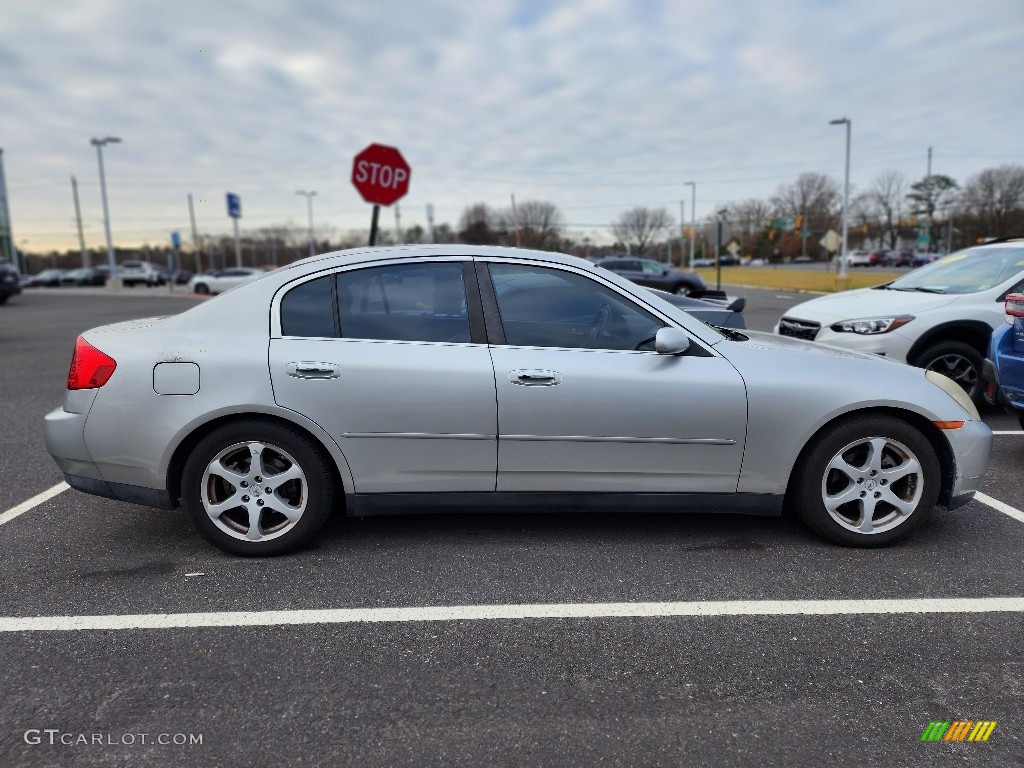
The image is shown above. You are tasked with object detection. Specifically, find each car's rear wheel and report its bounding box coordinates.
[194,283,210,294]
[791,415,940,547]
[182,420,337,556]
[915,341,984,403]
[673,284,692,297]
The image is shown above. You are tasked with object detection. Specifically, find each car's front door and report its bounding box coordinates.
[482,261,748,493]
[269,259,497,493]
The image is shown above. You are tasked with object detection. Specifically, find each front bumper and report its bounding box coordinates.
[942,419,993,507]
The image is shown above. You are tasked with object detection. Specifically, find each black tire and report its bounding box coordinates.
[194,283,210,294]
[673,283,692,297]
[914,341,984,403]
[1018,411,1024,431]
[181,419,338,556]
[790,415,940,547]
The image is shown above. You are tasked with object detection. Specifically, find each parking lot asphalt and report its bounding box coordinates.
[1,286,1022,767]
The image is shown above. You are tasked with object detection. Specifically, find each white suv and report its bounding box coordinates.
[776,238,1024,402]
[119,261,165,287]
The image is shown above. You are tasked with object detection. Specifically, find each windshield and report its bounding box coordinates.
[885,247,1024,294]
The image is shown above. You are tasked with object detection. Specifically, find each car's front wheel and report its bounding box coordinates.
[193,283,210,294]
[181,420,337,555]
[673,283,692,297]
[790,415,940,547]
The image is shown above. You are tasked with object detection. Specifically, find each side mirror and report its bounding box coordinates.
[655,327,691,356]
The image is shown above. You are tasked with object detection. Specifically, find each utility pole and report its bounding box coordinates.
[684,181,696,267]
[187,193,201,273]
[510,194,521,247]
[71,175,89,267]
[295,190,317,257]
[426,203,436,243]
[927,146,932,179]
[91,136,122,289]
[394,201,401,244]
[830,118,851,282]
[679,200,686,269]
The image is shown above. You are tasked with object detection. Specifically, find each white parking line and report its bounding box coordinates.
[992,430,1024,435]
[1,597,1022,632]
[0,482,69,528]
[975,492,1024,524]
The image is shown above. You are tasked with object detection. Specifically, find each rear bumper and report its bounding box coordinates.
[45,405,175,510]
[63,473,176,509]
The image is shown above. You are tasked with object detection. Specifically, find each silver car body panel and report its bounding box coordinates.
[43,245,991,517]
[270,337,497,492]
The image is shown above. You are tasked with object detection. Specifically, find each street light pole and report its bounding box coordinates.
[829,118,851,282]
[296,190,317,257]
[716,208,727,290]
[684,181,696,268]
[91,136,122,288]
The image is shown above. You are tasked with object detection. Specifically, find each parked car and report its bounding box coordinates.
[776,237,1024,403]
[983,293,1024,429]
[847,251,873,267]
[172,269,194,285]
[884,250,914,268]
[44,245,990,555]
[911,252,943,268]
[646,288,747,330]
[119,261,165,287]
[0,261,21,303]
[61,267,107,286]
[25,269,65,287]
[187,267,266,295]
[792,256,814,264]
[595,257,706,296]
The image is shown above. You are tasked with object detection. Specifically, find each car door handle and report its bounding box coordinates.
[510,369,562,386]
[286,362,340,379]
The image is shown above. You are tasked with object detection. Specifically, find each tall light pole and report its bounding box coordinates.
[716,207,727,290]
[684,181,696,268]
[296,190,317,257]
[829,118,851,281]
[91,136,121,287]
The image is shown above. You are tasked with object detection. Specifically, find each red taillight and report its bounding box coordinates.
[67,336,117,390]
[1005,293,1024,318]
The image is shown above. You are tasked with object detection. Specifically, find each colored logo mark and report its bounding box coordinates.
[920,720,997,742]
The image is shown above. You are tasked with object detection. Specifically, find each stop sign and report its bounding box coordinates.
[351,143,411,206]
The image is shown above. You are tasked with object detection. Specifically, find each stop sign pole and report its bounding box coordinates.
[351,143,411,245]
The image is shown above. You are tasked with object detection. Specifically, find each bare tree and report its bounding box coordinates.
[961,165,1024,237]
[458,203,500,245]
[906,173,958,249]
[771,172,841,227]
[863,170,907,248]
[501,200,564,250]
[611,207,674,255]
[725,198,772,255]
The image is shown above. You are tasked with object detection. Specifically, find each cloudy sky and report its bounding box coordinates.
[2,0,1022,253]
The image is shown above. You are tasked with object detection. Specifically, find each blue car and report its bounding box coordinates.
[983,293,1024,429]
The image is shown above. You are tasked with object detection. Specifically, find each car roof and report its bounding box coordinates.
[278,244,595,272]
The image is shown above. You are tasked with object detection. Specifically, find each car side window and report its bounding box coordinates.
[338,263,470,343]
[488,263,664,351]
[281,276,336,338]
[640,261,664,275]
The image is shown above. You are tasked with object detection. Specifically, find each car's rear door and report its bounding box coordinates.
[269,258,498,493]
[481,260,747,493]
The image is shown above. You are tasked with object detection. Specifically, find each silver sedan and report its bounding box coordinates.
[45,245,992,555]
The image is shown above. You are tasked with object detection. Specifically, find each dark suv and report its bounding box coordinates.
[0,261,21,304]
[595,257,706,296]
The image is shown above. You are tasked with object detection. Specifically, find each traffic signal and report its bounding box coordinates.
[795,215,804,231]
[768,228,776,240]
[684,226,691,239]
[862,224,869,234]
